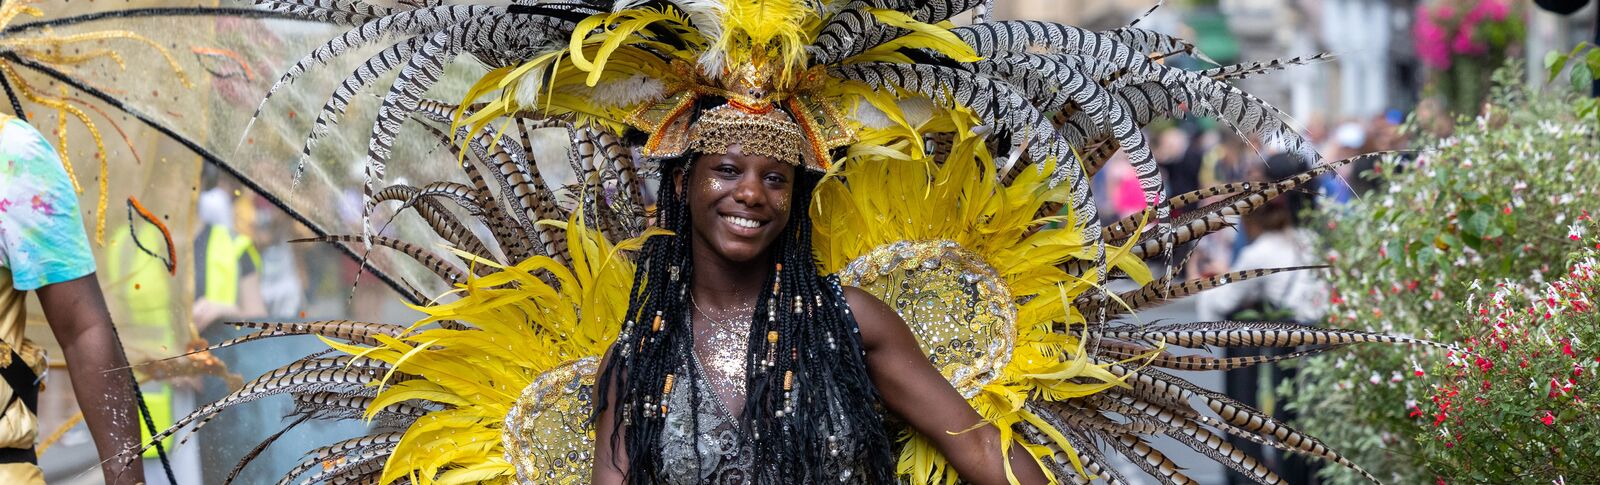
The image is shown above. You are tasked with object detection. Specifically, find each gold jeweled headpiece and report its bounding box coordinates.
[626,56,847,172]
[687,103,809,168]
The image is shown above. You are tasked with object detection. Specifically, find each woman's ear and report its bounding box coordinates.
[673,165,688,198]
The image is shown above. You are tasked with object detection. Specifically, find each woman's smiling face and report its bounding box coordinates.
[686,145,796,264]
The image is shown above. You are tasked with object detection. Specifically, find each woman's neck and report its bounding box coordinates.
[689,245,770,310]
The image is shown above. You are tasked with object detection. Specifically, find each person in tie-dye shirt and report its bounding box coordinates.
[0,114,145,484]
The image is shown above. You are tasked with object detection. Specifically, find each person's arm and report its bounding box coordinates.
[591,352,627,484]
[36,273,147,485]
[845,287,1047,485]
[193,272,265,333]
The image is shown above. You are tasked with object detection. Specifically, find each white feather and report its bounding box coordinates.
[682,0,727,77]
[514,70,547,108]
[851,97,937,129]
[852,102,894,129]
[671,0,724,40]
[898,97,934,126]
[562,74,667,108]
[596,75,667,107]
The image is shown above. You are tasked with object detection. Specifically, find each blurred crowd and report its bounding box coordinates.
[1094,112,1412,290]
[1090,113,1416,484]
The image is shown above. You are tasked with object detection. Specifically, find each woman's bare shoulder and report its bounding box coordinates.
[840,286,912,350]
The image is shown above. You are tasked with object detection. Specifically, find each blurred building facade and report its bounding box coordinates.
[993,0,1426,123]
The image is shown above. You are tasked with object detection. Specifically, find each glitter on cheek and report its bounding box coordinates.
[776,190,791,211]
[702,177,724,198]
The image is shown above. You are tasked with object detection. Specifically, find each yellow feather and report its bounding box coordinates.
[863,9,979,63]
[709,0,817,82]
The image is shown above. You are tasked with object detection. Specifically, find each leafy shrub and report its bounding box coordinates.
[1418,243,1600,483]
[1286,79,1600,484]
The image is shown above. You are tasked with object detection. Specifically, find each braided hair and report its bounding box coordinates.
[595,148,895,483]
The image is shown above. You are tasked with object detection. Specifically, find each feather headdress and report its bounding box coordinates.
[154,1,1448,484]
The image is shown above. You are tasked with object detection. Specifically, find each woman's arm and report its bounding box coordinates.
[36,274,147,484]
[844,287,1048,485]
[591,352,627,484]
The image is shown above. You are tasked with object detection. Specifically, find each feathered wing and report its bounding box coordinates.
[142,1,1451,484]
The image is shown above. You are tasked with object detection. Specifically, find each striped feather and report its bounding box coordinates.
[498,118,571,263]
[1103,320,1462,351]
[1202,53,1334,81]
[1106,363,1379,482]
[829,62,1098,244]
[1105,433,1197,485]
[371,183,497,265]
[217,319,404,349]
[1162,418,1284,485]
[1095,340,1348,371]
[147,358,390,455]
[257,0,390,25]
[360,13,552,242]
[1127,0,1162,27]
[1106,26,1201,60]
[1104,153,1371,241]
[293,234,467,285]
[277,433,403,485]
[1077,266,1325,317]
[413,104,534,259]
[223,414,312,485]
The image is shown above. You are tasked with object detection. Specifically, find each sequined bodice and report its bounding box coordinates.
[658,284,875,484]
[658,353,758,484]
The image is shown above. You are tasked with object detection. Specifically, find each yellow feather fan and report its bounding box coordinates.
[320,212,666,484]
[814,106,1154,484]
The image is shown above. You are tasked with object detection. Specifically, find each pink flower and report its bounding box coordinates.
[1471,0,1511,22]
[1414,9,1453,69]
[1451,24,1487,55]
[1434,4,1457,20]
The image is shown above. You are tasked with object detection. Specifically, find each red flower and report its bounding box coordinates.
[1564,339,1576,357]
[1541,411,1556,426]
[1475,357,1494,372]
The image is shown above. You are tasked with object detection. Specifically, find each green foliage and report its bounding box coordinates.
[1286,82,1600,484]
[1545,43,1600,124]
[1416,244,1600,483]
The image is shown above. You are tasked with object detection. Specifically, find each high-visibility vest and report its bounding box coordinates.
[104,225,180,458]
[199,225,260,305]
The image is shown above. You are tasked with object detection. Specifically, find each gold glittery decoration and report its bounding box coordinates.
[838,240,1016,398]
[686,104,811,169]
[503,357,598,485]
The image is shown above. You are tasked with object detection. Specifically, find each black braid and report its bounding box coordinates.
[595,155,895,483]
[594,152,695,483]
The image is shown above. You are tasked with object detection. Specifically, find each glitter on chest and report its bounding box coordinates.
[692,301,756,400]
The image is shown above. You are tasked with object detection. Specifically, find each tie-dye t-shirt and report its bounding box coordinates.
[0,115,95,292]
[0,115,94,472]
